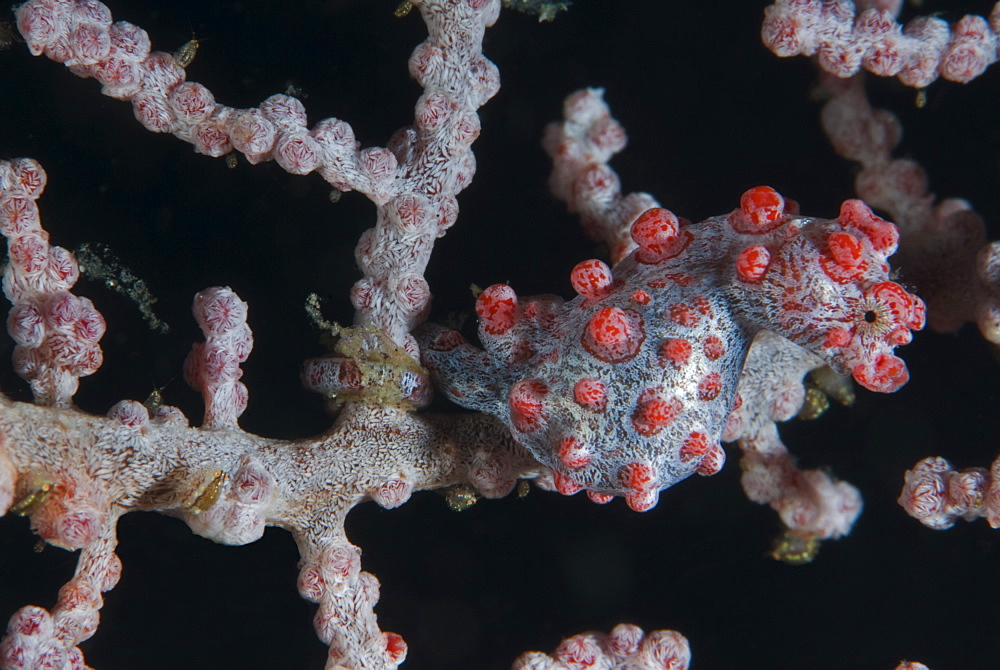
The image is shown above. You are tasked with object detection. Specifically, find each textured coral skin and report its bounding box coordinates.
[762,0,1000,86]
[2,0,996,667]
[421,191,924,510]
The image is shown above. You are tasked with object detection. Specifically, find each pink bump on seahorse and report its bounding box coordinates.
[420,187,925,511]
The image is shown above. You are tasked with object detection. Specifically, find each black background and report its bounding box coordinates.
[2,1,1000,668]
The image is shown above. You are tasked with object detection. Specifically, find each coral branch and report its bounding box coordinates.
[2,0,994,667]
[512,625,690,670]
[899,455,1000,529]
[762,0,1000,86]
[0,158,104,408]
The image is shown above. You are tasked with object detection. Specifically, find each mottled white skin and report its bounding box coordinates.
[540,87,876,539]
[424,89,916,524]
[819,73,1000,344]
